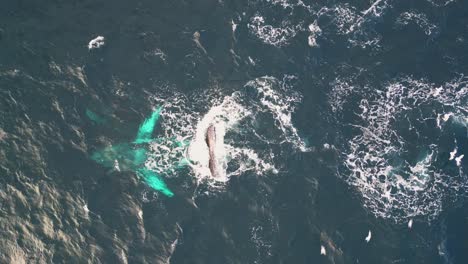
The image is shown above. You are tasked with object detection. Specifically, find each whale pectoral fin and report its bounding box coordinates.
[137,168,174,197]
[134,106,162,144]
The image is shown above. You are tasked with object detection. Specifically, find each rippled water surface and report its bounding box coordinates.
[0,0,467,263]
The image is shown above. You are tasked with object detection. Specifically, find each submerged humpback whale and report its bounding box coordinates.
[205,124,219,178]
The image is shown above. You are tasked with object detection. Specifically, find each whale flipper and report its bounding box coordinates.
[134,106,162,144]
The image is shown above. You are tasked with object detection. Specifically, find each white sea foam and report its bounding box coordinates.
[246,75,310,152]
[328,76,357,114]
[248,15,303,47]
[307,21,322,47]
[250,225,273,263]
[315,5,360,35]
[250,0,391,50]
[143,48,167,63]
[323,0,390,34]
[246,1,312,48]
[396,12,439,36]
[341,76,468,222]
[146,76,308,191]
[263,0,312,12]
[311,1,391,50]
[187,94,250,182]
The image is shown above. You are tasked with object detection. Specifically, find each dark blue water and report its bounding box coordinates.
[0,0,467,263]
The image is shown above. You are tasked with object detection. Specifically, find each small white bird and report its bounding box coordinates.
[455,154,464,167]
[449,148,457,160]
[365,230,372,243]
[408,219,413,229]
[320,245,326,256]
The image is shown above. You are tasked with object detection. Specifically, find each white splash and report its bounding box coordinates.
[342,76,468,222]
[146,76,307,191]
[88,36,105,50]
[187,96,248,182]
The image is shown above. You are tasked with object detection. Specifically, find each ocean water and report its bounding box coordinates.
[0,0,467,263]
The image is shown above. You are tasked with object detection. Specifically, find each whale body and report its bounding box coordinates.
[205,124,219,178]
